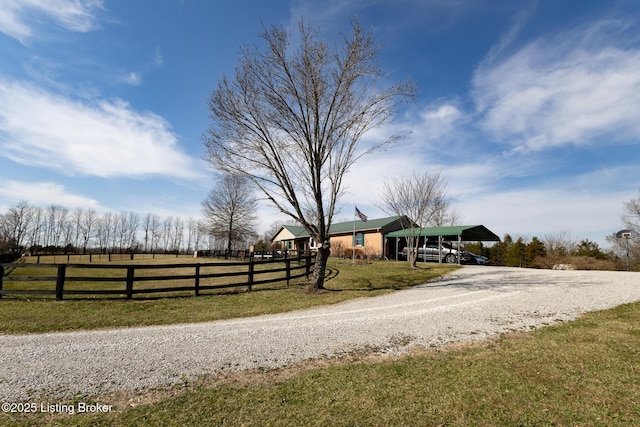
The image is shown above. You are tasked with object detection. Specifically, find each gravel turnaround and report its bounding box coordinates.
[1,266,639,401]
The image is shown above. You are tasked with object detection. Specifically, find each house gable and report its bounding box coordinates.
[272,225,307,242]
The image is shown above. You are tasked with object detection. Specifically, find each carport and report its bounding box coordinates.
[384,225,501,262]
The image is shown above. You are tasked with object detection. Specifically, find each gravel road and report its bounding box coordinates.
[1,266,639,401]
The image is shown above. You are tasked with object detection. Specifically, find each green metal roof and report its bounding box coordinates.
[385,225,500,241]
[276,216,409,240]
[280,225,309,237]
[328,216,407,234]
[275,219,501,242]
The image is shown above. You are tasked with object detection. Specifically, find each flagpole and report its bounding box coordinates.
[352,206,356,262]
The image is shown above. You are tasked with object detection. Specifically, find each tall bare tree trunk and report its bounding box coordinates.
[312,246,331,290]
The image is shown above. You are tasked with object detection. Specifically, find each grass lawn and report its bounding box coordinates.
[0,258,457,334]
[3,258,638,426]
[3,301,639,426]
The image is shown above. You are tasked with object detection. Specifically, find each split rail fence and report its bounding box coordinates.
[0,252,315,301]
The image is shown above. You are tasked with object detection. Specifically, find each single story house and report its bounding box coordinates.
[271,216,412,258]
[272,220,500,260]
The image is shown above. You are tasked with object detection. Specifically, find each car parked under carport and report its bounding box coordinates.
[385,225,500,264]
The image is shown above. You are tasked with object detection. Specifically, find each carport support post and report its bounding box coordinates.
[458,235,462,265]
[395,237,399,261]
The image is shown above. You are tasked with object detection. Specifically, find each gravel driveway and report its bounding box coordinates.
[1,266,639,401]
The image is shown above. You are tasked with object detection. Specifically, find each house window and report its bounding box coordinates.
[353,233,365,246]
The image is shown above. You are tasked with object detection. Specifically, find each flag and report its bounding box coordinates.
[355,206,368,222]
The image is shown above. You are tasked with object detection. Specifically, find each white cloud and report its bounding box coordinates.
[152,46,163,67]
[0,79,203,179]
[416,103,465,141]
[121,71,142,86]
[458,187,629,246]
[0,180,101,211]
[0,0,104,43]
[473,19,640,151]
[454,161,640,246]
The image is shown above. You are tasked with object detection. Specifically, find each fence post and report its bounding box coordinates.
[195,264,200,296]
[285,251,291,286]
[305,252,311,279]
[0,264,4,299]
[126,266,134,300]
[55,264,66,301]
[286,258,292,286]
[247,257,254,292]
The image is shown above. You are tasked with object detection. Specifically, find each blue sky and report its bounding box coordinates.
[1,0,639,247]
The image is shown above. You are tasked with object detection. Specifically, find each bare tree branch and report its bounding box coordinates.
[379,171,451,268]
[204,18,414,288]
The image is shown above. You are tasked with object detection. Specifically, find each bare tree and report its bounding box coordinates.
[171,217,184,252]
[44,205,68,248]
[611,189,640,269]
[379,171,449,268]
[71,208,84,250]
[95,212,113,253]
[62,220,74,251]
[622,190,640,232]
[142,213,154,252]
[79,208,97,253]
[201,173,258,257]
[27,206,43,250]
[431,204,462,227]
[0,201,34,251]
[186,217,205,253]
[149,214,162,253]
[161,216,173,252]
[123,211,140,250]
[543,229,577,263]
[204,19,414,289]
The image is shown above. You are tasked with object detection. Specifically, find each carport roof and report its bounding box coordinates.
[385,225,500,242]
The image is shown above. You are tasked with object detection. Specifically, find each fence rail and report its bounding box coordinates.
[0,252,315,301]
[19,249,305,264]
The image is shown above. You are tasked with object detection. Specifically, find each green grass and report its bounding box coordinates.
[0,258,457,334]
[4,301,639,426]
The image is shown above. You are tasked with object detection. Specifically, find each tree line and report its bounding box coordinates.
[465,232,619,270]
[0,201,220,255]
[466,185,640,272]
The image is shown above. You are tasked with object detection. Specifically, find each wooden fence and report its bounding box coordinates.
[23,249,300,264]
[0,252,315,301]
